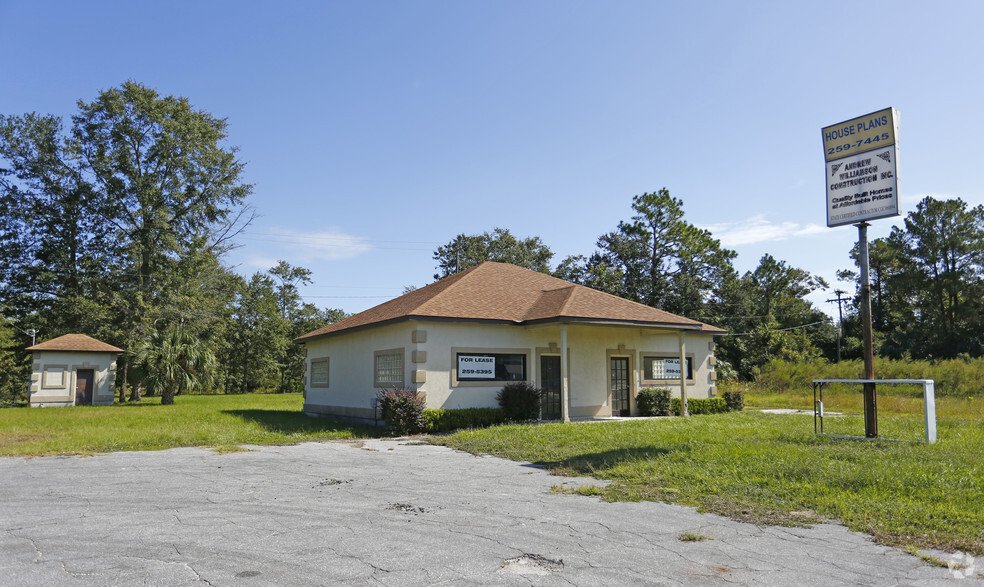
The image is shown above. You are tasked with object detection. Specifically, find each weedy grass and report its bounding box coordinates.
[678,530,713,542]
[435,411,984,555]
[0,393,376,456]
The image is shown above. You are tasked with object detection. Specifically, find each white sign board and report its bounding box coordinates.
[822,108,900,227]
[457,355,495,379]
[664,358,681,378]
[825,147,900,227]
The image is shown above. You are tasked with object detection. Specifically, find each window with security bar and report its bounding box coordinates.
[374,349,404,387]
[310,358,329,387]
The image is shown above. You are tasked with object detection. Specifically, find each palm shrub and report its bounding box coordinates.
[496,381,541,421]
[637,387,672,416]
[131,325,217,405]
[377,388,427,435]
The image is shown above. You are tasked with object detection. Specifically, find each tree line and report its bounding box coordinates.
[0,82,344,404]
[3,82,980,404]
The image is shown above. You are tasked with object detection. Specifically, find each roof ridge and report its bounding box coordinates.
[573,281,703,325]
[414,263,486,315]
[550,284,577,316]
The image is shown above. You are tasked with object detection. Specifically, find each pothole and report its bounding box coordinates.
[387,503,425,514]
[317,478,350,487]
[501,553,564,575]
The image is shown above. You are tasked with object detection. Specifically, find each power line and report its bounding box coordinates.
[1,315,36,345]
[691,312,828,321]
[299,295,394,299]
[720,321,826,337]
[240,231,442,246]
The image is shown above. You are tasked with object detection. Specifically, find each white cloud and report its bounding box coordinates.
[239,227,373,265]
[701,215,827,247]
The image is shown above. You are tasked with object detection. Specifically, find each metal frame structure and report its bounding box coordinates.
[813,379,937,444]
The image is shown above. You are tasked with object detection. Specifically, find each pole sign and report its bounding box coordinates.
[822,107,900,227]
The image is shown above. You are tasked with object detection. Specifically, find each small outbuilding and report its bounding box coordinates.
[295,262,726,423]
[27,334,124,407]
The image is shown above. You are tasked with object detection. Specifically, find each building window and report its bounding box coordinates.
[310,358,329,388]
[456,353,527,382]
[642,355,694,381]
[374,349,404,387]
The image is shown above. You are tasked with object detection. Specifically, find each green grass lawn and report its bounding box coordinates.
[0,393,376,456]
[435,411,984,556]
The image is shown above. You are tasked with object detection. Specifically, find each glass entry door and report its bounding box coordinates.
[540,355,561,420]
[610,357,630,416]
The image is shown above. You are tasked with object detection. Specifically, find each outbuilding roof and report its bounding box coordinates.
[296,262,726,343]
[26,333,124,353]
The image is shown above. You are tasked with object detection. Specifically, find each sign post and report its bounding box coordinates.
[822,108,900,438]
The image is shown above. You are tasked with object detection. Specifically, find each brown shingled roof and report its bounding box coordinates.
[296,262,726,343]
[26,334,124,353]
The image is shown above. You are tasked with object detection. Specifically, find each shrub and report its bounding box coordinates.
[671,397,727,416]
[496,382,542,421]
[721,389,745,412]
[637,387,672,416]
[424,408,508,433]
[377,388,427,436]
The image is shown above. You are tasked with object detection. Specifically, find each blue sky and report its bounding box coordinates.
[3,1,982,319]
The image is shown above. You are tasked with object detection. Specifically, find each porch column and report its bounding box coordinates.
[679,331,688,417]
[560,324,570,423]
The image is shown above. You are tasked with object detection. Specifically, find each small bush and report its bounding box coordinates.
[424,408,508,433]
[715,359,738,384]
[671,397,727,416]
[721,389,745,412]
[637,387,672,416]
[377,388,427,435]
[496,381,542,421]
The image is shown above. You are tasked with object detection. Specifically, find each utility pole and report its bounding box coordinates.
[4,317,36,346]
[826,289,849,363]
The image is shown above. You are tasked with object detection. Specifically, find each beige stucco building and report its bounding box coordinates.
[295,262,725,423]
[27,334,124,407]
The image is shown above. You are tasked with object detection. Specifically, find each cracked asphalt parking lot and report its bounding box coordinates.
[0,439,966,585]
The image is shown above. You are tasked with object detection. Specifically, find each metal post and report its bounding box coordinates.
[923,381,937,444]
[678,331,688,417]
[560,324,570,423]
[857,222,877,437]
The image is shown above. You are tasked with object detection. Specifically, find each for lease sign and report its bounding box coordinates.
[822,108,900,227]
[458,355,494,379]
